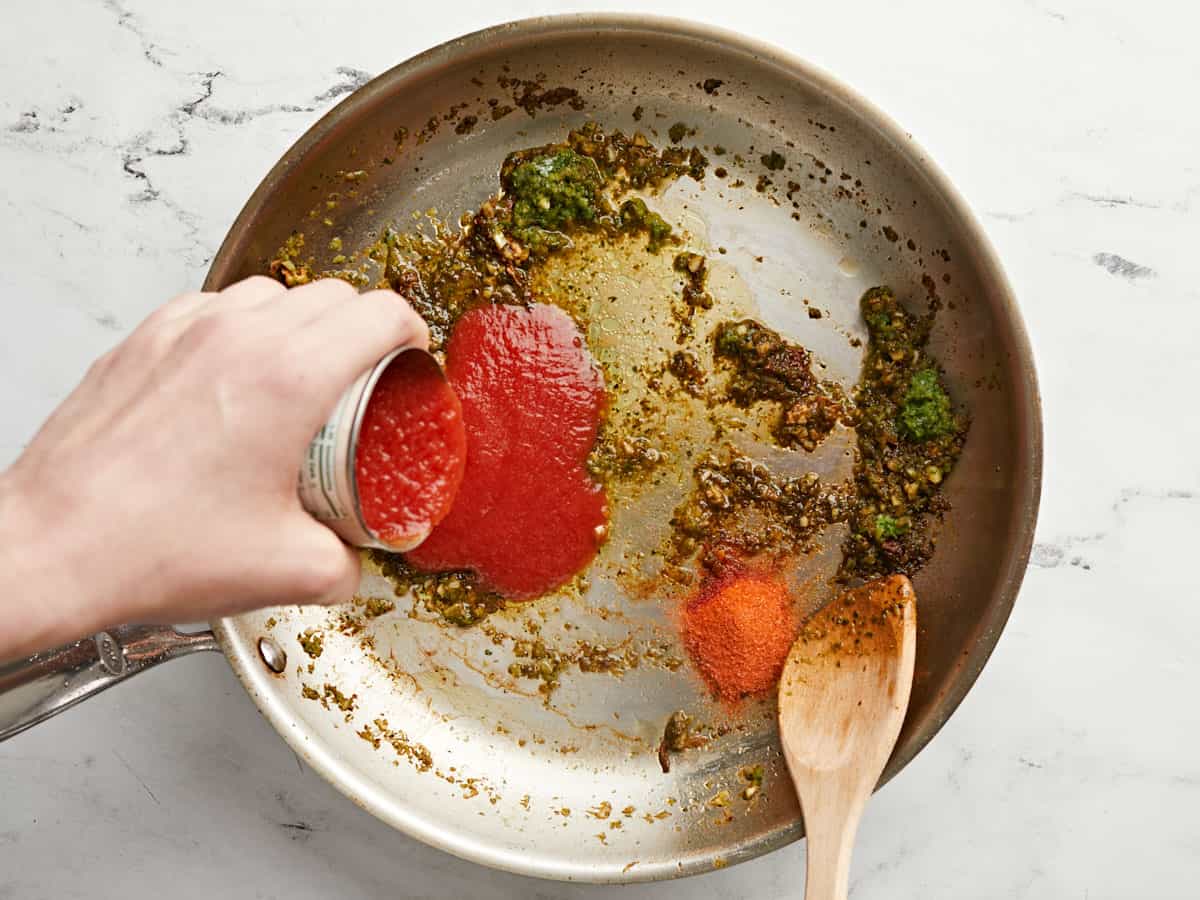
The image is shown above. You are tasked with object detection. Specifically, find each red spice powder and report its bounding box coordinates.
[682,569,798,702]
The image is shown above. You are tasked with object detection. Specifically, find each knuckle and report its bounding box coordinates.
[299,277,356,305]
[159,291,206,316]
[254,363,307,402]
[228,275,282,297]
[128,319,178,358]
[361,290,428,346]
[128,292,209,357]
[182,311,240,351]
[361,289,407,312]
[320,276,358,297]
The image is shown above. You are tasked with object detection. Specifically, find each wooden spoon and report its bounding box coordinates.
[778,574,917,900]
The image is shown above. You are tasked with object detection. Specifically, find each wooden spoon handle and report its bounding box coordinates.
[779,577,918,900]
[802,790,866,900]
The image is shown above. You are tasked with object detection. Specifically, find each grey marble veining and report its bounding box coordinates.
[2,0,1199,897]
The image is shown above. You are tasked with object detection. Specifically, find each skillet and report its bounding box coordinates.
[0,14,1042,882]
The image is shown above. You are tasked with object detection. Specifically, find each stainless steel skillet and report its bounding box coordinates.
[0,15,1041,883]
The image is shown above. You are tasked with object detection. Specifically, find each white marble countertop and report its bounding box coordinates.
[2,1,1197,897]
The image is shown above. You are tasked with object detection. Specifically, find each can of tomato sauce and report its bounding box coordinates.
[297,347,462,553]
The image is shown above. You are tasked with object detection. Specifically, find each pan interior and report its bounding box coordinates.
[211,17,1038,883]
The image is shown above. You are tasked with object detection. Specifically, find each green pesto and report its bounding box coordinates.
[874,513,905,540]
[503,149,603,242]
[860,285,930,357]
[899,368,956,441]
[839,286,967,579]
[619,198,675,252]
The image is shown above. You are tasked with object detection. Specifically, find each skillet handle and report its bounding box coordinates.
[0,625,219,742]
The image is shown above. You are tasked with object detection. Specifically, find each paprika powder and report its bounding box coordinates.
[682,568,798,702]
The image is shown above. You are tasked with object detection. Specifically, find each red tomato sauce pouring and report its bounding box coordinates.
[405,304,608,598]
[355,350,467,548]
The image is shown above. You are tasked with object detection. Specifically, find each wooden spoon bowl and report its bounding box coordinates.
[778,574,917,900]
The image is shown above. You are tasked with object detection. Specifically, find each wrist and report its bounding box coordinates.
[0,466,114,658]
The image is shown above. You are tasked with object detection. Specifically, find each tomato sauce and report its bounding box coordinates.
[355,350,467,548]
[405,304,608,598]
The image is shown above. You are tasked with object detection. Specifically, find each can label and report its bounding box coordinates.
[299,422,347,521]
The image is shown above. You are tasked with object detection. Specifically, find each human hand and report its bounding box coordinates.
[0,276,428,659]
